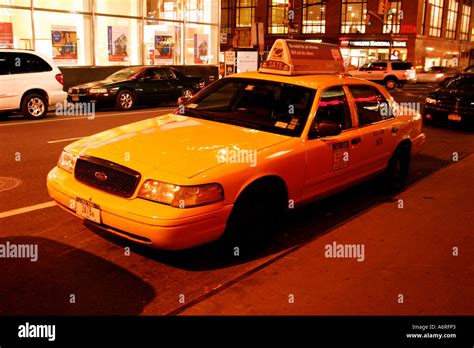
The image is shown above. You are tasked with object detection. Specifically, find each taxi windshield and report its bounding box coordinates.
[177,78,316,137]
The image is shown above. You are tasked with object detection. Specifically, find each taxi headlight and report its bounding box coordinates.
[425,97,437,105]
[138,180,224,208]
[57,150,76,173]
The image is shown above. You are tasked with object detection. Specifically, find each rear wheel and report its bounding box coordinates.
[115,90,135,111]
[21,93,48,120]
[383,145,411,192]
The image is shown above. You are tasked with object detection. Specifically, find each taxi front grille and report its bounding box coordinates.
[74,156,141,198]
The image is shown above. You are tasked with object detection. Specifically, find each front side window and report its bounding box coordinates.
[341,0,368,34]
[348,85,392,126]
[107,67,143,81]
[446,75,474,89]
[314,87,352,130]
[178,78,316,136]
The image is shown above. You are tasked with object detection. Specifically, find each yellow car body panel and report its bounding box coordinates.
[47,71,425,250]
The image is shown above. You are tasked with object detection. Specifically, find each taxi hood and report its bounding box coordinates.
[66,114,290,178]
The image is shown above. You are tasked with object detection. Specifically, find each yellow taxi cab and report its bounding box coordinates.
[47,39,426,251]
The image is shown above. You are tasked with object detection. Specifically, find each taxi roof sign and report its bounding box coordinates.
[259,39,344,76]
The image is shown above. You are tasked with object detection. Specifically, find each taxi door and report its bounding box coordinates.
[303,86,363,200]
[346,85,399,175]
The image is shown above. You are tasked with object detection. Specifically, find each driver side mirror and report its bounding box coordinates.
[308,121,342,139]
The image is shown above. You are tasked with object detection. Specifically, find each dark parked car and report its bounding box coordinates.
[67,66,205,111]
[424,73,474,125]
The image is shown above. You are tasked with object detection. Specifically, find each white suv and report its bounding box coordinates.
[348,61,417,90]
[0,49,67,119]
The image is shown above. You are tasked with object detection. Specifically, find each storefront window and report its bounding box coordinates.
[1,0,30,7]
[0,8,32,49]
[34,0,90,12]
[236,0,255,28]
[144,20,182,65]
[383,1,401,34]
[341,0,367,34]
[460,0,472,41]
[268,0,288,34]
[184,24,217,65]
[146,0,182,21]
[185,0,218,24]
[428,0,443,37]
[96,0,141,17]
[34,11,92,66]
[302,0,326,34]
[446,0,459,39]
[95,16,141,66]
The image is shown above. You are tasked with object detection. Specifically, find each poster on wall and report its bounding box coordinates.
[154,34,174,65]
[236,51,259,73]
[0,22,13,48]
[51,25,78,64]
[194,34,209,64]
[108,26,129,62]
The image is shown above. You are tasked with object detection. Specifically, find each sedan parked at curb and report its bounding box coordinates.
[67,66,205,111]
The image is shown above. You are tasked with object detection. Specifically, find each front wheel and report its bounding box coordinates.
[182,88,194,99]
[383,146,411,193]
[21,93,48,120]
[115,90,135,111]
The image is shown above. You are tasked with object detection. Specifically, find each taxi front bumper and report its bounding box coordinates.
[47,167,233,250]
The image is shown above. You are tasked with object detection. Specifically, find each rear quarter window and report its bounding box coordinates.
[391,62,412,70]
[10,53,53,74]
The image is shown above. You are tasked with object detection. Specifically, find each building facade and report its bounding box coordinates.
[221,0,474,70]
[0,0,220,67]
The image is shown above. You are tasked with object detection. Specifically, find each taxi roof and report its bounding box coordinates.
[227,71,373,90]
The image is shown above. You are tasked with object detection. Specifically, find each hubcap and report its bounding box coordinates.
[183,89,193,98]
[386,80,396,89]
[120,93,133,109]
[27,97,45,117]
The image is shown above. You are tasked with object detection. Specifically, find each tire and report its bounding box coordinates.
[221,183,285,256]
[115,90,135,111]
[182,88,194,99]
[383,145,411,193]
[384,77,398,90]
[21,93,48,120]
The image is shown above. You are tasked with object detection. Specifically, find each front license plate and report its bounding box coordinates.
[448,114,462,122]
[72,96,79,101]
[76,198,101,224]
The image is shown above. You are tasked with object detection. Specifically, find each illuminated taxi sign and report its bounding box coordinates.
[259,39,344,76]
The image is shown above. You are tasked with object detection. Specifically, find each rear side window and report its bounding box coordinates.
[391,62,412,70]
[348,85,392,126]
[9,53,53,74]
[314,86,352,130]
[0,53,13,75]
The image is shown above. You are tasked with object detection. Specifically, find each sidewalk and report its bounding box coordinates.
[182,155,474,315]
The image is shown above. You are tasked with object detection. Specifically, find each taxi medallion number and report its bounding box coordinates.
[76,197,101,224]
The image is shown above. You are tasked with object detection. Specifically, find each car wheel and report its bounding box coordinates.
[384,145,411,193]
[21,93,48,120]
[222,183,285,256]
[385,78,398,90]
[182,88,194,99]
[116,90,135,111]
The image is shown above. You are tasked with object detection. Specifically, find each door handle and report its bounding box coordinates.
[351,137,362,145]
[391,127,399,134]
